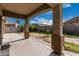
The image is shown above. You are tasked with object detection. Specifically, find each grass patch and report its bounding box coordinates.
[38,32,51,35]
[64,33,79,39]
[64,42,79,53]
[30,32,51,36]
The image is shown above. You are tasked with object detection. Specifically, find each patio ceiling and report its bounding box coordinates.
[0,3,56,19]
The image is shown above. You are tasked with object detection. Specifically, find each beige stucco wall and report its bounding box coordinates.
[63,24,79,34]
[4,24,17,33]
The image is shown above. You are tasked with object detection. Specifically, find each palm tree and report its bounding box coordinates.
[16,18,20,32]
[16,18,20,25]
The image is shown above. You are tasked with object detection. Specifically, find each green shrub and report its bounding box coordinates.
[17,24,24,32]
[29,24,37,32]
[64,42,79,53]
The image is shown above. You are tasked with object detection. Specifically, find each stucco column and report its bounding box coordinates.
[0,5,3,45]
[0,16,2,45]
[2,19,5,35]
[51,4,64,55]
[24,18,29,39]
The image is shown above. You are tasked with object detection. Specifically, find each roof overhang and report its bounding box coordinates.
[0,3,57,19]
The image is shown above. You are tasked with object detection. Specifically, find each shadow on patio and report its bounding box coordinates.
[1,33,53,56]
[0,33,79,56]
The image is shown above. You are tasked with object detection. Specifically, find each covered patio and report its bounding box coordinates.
[1,33,79,56]
[0,3,64,55]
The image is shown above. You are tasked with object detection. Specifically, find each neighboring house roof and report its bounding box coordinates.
[64,16,79,24]
[35,24,52,31]
[36,24,52,27]
[4,23,17,24]
[4,23,18,27]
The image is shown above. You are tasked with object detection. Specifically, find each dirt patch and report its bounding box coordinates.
[30,34,51,43]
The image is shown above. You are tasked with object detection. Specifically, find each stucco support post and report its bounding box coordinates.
[51,4,64,55]
[0,16,2,45]
[2,17,5,35]
[0,5,3,46]
[24,18,29,39]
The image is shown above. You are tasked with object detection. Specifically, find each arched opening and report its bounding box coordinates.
[2,17,25,44]
[0,3,64,56]
[3,17,25,33]
[29,10,53,47]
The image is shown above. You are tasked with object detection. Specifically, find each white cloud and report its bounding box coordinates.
[30,20,37,24]
[45,11,52,14]
[48,20,52,25]
[34,18,52,25]
[68,16,73,19]
[63,16,73,22]
[63,3,71,8]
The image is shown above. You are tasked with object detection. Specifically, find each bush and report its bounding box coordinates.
[29,24,37,32]
[17,24,24,32]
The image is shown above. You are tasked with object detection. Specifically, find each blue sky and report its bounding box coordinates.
[6,3,79,25]
[6,17,24,25]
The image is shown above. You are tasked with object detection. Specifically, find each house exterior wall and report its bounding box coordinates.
[63,24,76,34]
[4,23,17,33]
[36,24,52,32]
[63,18,79,34]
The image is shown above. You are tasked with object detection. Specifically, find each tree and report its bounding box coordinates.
[29,24,37,32]
[17,24,24,32]
[16,18,20,25]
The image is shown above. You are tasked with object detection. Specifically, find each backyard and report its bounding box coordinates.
[16,23,79,53]
[29,32,79,53]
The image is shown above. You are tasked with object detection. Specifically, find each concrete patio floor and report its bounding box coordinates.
[0,33,79,56]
